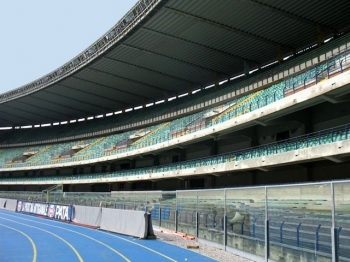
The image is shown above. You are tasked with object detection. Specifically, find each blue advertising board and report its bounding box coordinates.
[16,200,72,221]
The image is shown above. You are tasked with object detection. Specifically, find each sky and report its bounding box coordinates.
[0,0,138,94]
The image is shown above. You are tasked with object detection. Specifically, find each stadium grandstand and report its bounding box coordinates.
[2,0,350,261]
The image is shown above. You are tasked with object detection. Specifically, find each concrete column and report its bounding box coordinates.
[251,126,260,147]
[214,73,219,88]
[151,181,156,190]
[278,45,284,64]
[244,60,250,77]
[251,170,257,185]
[210,139,218,156]
[188,83,193,96]
[317,25,324,47]
[154,154,160,166]
[130,159,135,169]
[123,182,133,191]
[305,163,313,182]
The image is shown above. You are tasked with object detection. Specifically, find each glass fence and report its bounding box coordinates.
[1,180,349,261]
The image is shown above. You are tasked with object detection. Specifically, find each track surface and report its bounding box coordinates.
[0,209,216,262]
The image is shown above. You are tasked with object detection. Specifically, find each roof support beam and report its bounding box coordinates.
[43,90,105,114]
[141,27,260,65]
[103,56,201,86]
[86,67,177,98]
[239,0,336,33]
[121,43,229,77]
[321,94,350,104]
[323,156,343,163]
[31,95,87,115]
[57,83,126,107]
[0,114,22,126]
[164,6,294,51]
[14,100,69,120]
[2,105,56,123]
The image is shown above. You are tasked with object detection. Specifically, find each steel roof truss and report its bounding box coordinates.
[163,6,295,51]
[141,27,260,65]
[103,56,201,86]
[240,0,336,33]
[121,43,229,77]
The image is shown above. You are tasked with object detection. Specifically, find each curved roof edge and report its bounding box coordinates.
[0,0,165,104]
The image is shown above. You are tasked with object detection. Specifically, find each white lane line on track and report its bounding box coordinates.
[0,212,130,262]
[2,211,178,262]
[0,216,83,262]
[0,222,38,262]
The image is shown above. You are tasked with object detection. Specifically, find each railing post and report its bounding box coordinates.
[340,60,343,73]
[224,189,227,251]
[224,215,227,250]
[175,209,178,232]
[315,224,321,251]
[280,221,285,243]
[196,211,199,241]
[252,218,257,238]
[331,182,338,262]
[296,223,302,247]
[265,186,269,261]
[159,207,162,227]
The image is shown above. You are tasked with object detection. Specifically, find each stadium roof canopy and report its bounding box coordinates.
[1,0,350,127]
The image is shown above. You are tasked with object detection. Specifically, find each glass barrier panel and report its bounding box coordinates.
[226,187,265,258]
[159,191,177,231]
[177,190,198,236]
[197,189,225,247]
[334,182,350,262]
[267,184,332,262]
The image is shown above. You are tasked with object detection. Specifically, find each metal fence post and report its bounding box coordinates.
[159,207,162,228]
[296,223,302,247]
[331,182,338,262]
[224,189,227,251]
[265,186,269,261]
[196,212,199,241]
[175,191,178,232]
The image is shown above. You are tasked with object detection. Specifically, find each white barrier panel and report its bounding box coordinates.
[72,205,102,227]
[0,198,6,209]
[100,208,149,239]
[0,198,17,212]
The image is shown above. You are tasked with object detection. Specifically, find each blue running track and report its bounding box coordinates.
[0,209,216,262]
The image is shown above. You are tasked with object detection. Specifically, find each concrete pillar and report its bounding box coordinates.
[123,182,132,191]
[153,154,160,166]
[179,148,186,161]
[251,126,260,147]
[251,171,257,185]
[188,83,193,96]
[210,139,218,156]
[151,181,156,190]
[244,60,250,77]
[305,163,313,182]
[317,25,324,47]
[214,73,219,88]
[278,45,284,64]
[184,179,189,189]
[130,159,135,169]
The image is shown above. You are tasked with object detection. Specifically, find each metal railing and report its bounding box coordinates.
[1,122,349,181]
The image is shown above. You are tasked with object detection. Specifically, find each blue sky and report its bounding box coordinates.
[0,1,138,94]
